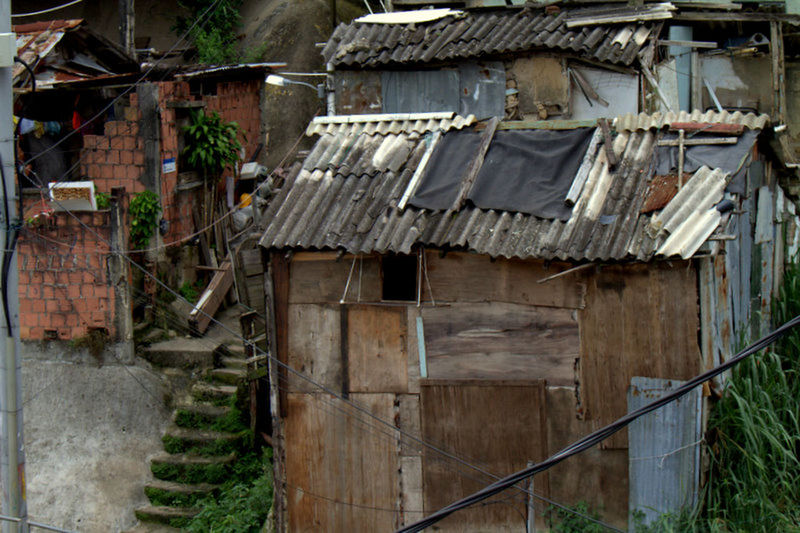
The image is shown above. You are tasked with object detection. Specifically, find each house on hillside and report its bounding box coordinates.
[15,19,287,343]
[246,3,800,531]
[256,108,796,530]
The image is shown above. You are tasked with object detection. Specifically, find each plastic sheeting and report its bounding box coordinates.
[410,128,596,220]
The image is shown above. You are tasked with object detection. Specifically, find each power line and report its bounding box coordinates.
[11,0,83,18]
[397,313,800,532]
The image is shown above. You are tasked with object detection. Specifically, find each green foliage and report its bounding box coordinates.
[179,280,203,304]
[175,0,242,64]
[182,110,243,179]
[69,328,108,365]
[162,431,248,457]
[95,192,110,210]
[697,260,800,532]
[547,502,605,533]
[129,190,161,249]
[185,450,273,533]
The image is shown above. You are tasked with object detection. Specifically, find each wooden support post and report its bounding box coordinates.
[678,129,685,188]
[110,187,135,362]
[599,118,618,170]
[452,116,499,211]
[526,465,536,533]
[770,21,786,123]
[340,303,349,398]
[270,253,290,418]
[118,0,135,57]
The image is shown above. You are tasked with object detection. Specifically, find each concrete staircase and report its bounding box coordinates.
[129,342,249,530]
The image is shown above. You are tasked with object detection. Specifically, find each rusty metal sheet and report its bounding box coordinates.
[334,71,383,115]
[628,377,702,529]
[640,174,680,214]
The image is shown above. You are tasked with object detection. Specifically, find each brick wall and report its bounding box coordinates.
[18,212,114,340]
[17,78,265,340]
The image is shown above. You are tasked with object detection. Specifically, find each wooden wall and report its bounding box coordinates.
[273,251,701,532]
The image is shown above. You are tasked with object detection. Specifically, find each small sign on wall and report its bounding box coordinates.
[162,158,177,174]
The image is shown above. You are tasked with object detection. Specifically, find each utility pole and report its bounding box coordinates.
[0,1,27,531]
[119,0,135,57]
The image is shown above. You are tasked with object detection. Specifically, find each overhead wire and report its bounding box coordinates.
[397,313,800,533]
[11,0,84,18]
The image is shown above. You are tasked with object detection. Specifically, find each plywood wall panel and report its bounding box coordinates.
[420,381,549,531]
[347,305,408,393]
[579,262,701,449]
[285,392,399,532]
[287,304,341,392]
[421,303,579,384]
[424,252,585,309]
[289,258,381,304]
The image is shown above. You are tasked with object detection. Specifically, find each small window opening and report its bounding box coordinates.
[382,253,417,301]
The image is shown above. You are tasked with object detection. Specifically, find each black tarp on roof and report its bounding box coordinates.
[410,128,595,220]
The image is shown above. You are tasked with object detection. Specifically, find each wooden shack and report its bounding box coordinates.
[257,110,795,531]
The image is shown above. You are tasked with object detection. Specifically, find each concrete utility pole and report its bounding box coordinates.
[0,0,28,530]
[119,0,135,57]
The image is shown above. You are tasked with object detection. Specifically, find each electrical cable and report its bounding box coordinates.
[11,0,84,18]
[397,313,800,533]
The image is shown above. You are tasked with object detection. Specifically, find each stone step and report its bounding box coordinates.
[150,452,235,485]
[208,367,247,385]
[134,506,198,528]
[221,343,246,358]
[144,479,219,507]
[173,403,231,428]
[141,339,220,369]
[192,382,237,403]
[122,522,182,533]
[220,356,247,369]
[162,426,245,456]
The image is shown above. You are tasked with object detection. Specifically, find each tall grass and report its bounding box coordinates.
[698,261,800,531]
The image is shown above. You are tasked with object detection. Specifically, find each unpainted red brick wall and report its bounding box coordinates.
[80,117,146,196]
[17,212,114,340]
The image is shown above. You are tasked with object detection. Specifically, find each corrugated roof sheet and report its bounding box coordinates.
[259,113,764,262]
[615,110,770,132]
[13,19,137,90]
[323,7,655,68]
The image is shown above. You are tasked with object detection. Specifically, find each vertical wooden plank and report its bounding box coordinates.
[287,304,341,393]
[347,305,408,393]
[272,253,290,417]
[340,304,349,397]
[420,381,549,531]
[285,393,400,532]
[579,262,701,449]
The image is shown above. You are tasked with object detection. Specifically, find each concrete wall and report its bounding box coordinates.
[20,341,171,532]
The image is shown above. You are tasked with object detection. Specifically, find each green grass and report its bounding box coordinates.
[185,450,273,533]
[162,430,250,456]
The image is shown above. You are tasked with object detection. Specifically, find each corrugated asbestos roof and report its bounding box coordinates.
[14,19,137,90]
[615,110,770,132]
[259,112,764,262]
[322,7,655,68]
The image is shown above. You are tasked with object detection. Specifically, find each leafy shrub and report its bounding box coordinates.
[129,190,161,249]
[182,110,243,179]
[175,0,242,65]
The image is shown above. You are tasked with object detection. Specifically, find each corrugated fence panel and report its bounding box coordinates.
[628,377,702,529]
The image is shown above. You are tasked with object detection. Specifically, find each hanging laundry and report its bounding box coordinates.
[33,121,45,138]
[18,118,35,135]
[72,111,82,132]
[44,121,61,136]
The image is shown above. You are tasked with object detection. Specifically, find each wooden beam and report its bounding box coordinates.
[453,116,499,211]
[673,12,800,22]
[189,260,234,335]
[488,119,598,131]
[118,0,135,56]
[657,137,739,146]
[771,21,787,123]
[599,118,618,170]
[657,39,718,48]
[270,253,290,418]
[668,123,745,135]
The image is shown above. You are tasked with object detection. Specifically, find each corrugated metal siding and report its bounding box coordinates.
[260,113,759,261]
[628,377,702,529]
[323,8,654,68]
[382,70,460,114]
